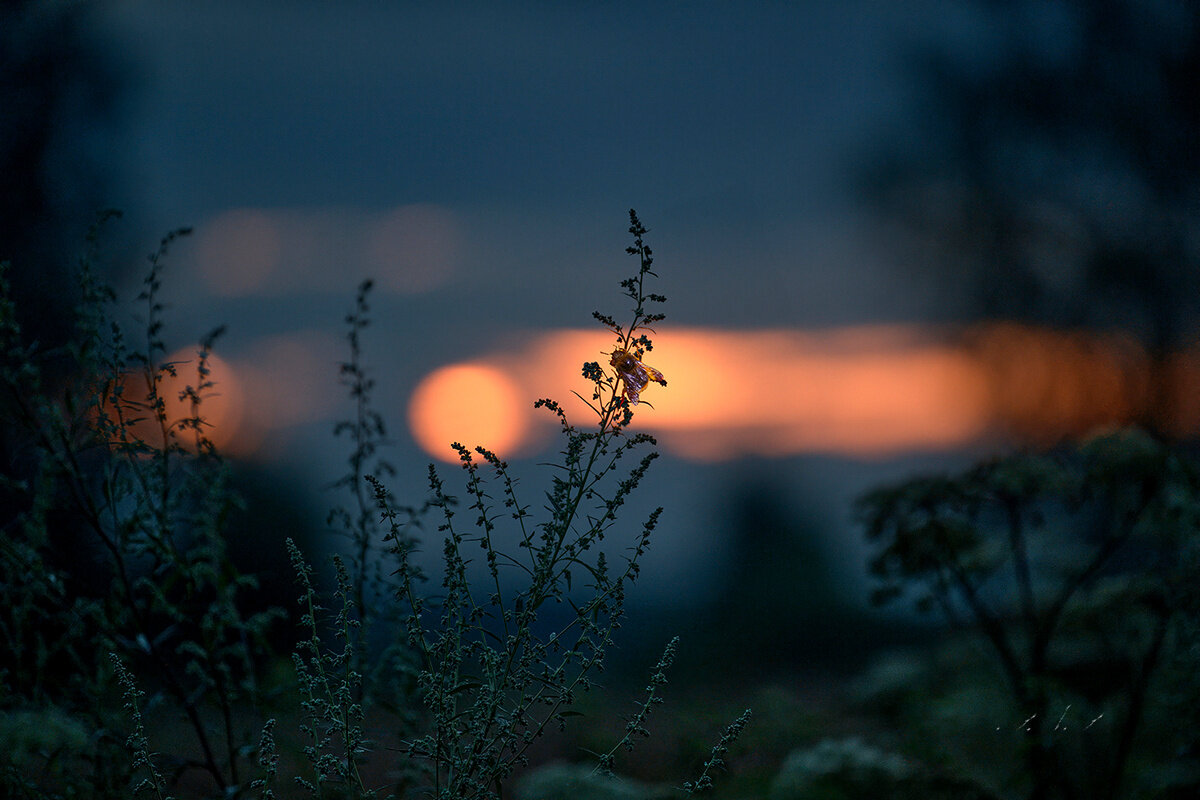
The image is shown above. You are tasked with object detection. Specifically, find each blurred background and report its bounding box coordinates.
[4,0,1198,750]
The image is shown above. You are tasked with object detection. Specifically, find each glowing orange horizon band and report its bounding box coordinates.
[407,324,1189,463]
[112,324,1191,464]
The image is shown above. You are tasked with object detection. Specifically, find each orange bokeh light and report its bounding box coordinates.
[408,363,530,462]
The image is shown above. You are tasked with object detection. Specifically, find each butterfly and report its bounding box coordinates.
[610,349,666,405]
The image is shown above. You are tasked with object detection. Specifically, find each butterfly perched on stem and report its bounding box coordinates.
[610,349,666,405]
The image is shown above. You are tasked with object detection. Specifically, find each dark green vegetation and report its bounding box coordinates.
[0,212,747,799]
[2,211,1198,799]
[859,433,1200,798]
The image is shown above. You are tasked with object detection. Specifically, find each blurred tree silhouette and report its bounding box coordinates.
[1,1,128,610]
[660,479,927,681]
[1,0,122,348]
[706,482,852,673]
[863,0,1200,434]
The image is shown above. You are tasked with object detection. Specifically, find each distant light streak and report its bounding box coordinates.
[190,204,460,297]
[406,324,1193,463]
[115,325,1194,464]
[612,327,993,460]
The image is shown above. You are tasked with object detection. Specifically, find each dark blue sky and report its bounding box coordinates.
[104,2,919,210]
[95,0,961,335]
[83,0,997,605]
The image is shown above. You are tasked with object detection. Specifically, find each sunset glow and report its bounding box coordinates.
[101,325,1198,465]
[407,325,1199,463]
